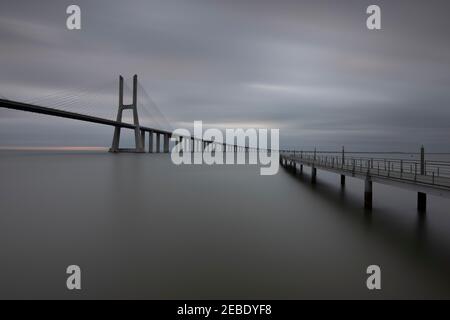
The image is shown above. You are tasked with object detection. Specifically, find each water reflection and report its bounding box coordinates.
[1,151,450,299]
[280,163,449,275]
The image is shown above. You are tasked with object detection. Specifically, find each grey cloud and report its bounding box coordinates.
[0,0,450,151]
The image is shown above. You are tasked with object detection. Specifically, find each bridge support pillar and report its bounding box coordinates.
[300,164,303,174]
[418,192,427,213]
[149,131,153,153]
[164,134,170,153]
[156,134,161,153]
[341,175,345,187]
[311,167,317,184]
[178,136,183,153]
[110,75,144,153]
[364,177,373,210]
[141,130,146,152]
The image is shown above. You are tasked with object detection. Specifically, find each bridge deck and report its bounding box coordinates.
[0,98,172,135]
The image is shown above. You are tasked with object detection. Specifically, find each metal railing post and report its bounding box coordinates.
[420,145,425,175]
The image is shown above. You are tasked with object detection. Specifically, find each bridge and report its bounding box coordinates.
[1,74,450,213]
[0,75,254,154]
[279,149,450,212]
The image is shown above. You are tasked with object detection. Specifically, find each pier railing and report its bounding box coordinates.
[280,148,450,188]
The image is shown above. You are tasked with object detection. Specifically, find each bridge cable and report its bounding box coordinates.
[136,82,173,131]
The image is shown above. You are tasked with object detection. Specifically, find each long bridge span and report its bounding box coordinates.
[0,75,251,154]
[1,74,450,213]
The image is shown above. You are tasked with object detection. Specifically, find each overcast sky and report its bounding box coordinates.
[1,0,449,151]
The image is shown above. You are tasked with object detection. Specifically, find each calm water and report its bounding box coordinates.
[1,150,450,299]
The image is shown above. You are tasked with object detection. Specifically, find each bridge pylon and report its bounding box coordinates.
[109,75,145,153]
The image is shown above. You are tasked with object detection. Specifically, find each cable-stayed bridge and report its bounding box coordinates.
[0,75,251,154]
[1,75,450,213]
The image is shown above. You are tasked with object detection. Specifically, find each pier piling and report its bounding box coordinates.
[418,192,427,213]
[311,167,317,184]
[364,177,373,210]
